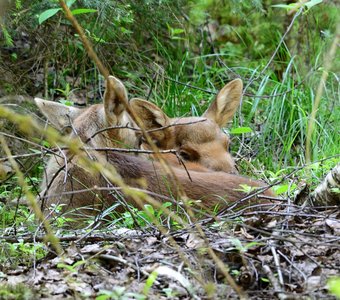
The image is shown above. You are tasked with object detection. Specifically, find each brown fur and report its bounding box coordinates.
[130,79,243,173]
[35,76,138,200]
[41,151,274,216]
[35,76,274,217]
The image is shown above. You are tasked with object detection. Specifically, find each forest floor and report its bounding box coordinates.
[1,205,339,299]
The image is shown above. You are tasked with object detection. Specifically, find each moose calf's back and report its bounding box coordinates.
[41,151,274,215]
[35,76,275,217]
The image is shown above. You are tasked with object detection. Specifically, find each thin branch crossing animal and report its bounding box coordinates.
[35,76,274,218]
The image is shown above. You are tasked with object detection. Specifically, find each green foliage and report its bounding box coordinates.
[143,270,159,296]
[0,24,14,47]
[57,260,87,273]
[328,277,340,298]
[1,0,184,97]
[229,238,261,254]
[96,287,146,300]
[118,202,176,228]
[38,8,62,24]
[272,0,323,11]
[230,127,253,135]
[0,284,35,300]
[0,239,46,268]
[38,0,97,25]
[235,184,258,194]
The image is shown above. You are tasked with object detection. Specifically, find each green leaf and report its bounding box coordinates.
[42,140,51,148]
[171,28,185,35]
[230,127,253,134]
[328,277,340,298]
[272,0,322,11]
[58,99,74,106]
[271,4,297,9]
[244,241,261,250]
[235,184,257,193]
[331,188,340,194]
[66,0,76,8]
[38,8,61,25]
[144,204,154,215]
[273,184,289,194]
[71,8,97,15]
[230,238,243,251]
[304,0,323,9]
[273,183,297,195]
[143,270,159,295]
[57,263,75,272]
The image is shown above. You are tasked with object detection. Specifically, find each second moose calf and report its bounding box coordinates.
[35,76,274,219]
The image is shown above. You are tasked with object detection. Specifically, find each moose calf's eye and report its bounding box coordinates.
[179,151,191,161]
[154,140,162,148]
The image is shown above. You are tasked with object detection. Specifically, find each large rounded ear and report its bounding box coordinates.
[203,78,243,127]
[130,98,170,129]
[130,98,173,148]
[104,75,128,125]
[34,97,83,130]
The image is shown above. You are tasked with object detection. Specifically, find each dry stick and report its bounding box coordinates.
[305,23,340,164]
[237,8,303,160]
[96,254,161,285]
[217,153,340,218]
[270,244,284,287]
[57,0,183,195]
[59,0,245,299]
[246,8,303,90]
[262,265,287,300]
[276,249,308,283]
[0,132,59,158]
[0,152,44,162]
[58,0,188,202]
[201,231,247,299]
[58,2,246,296]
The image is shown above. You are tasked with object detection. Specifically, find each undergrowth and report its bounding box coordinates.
[0,1,339,290]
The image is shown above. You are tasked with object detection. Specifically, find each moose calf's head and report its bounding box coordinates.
[131,79,243,173]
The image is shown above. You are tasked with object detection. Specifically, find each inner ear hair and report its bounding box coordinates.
[130,98,169,129]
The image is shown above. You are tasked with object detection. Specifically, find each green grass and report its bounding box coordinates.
[131,47,339,196]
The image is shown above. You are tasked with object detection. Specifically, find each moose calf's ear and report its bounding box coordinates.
[203,78,243,128]
[104,76,129,124]
[130,98,174,148]
[130,98,170,129]
[34,97,83,130]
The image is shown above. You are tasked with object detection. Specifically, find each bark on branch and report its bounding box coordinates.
[310,163,340,206]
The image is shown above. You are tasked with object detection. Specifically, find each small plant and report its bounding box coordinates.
[327,277,340,299]
[37,0,97,25]
[96,287,146,300]
[57,260,87,273]
[119,202,175,228]
[0,283,35,300]
[229,238,261,254]
[235,184,259,194]
[0,240,46,269]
